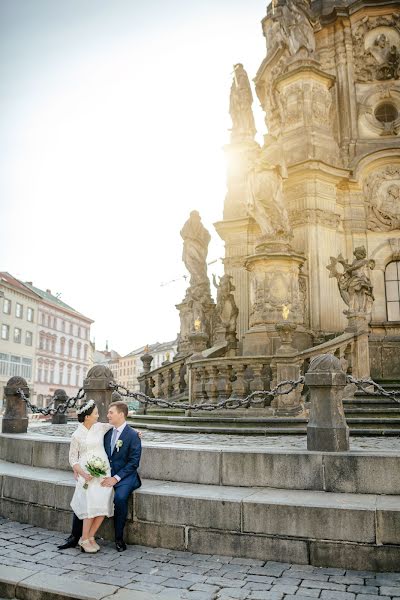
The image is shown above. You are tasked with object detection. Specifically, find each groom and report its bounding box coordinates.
[58,401,142,552]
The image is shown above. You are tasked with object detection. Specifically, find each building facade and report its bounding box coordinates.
[23,283,93,406]
[0,273,40,404]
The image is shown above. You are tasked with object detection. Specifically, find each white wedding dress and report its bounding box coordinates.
[69,422,114,520]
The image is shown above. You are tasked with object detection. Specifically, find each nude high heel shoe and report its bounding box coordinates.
[78,538,97,553]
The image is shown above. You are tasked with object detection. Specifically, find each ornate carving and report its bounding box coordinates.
[289,208,341,228]
[264,0,318,58]
[352,16,400,82]
[229,64,256,142]
[249,269,304,327]
[327,246,375,314]
[311,86,332,127]
[246,140,291,240]
[365,165,400,231]
[389,238,400,260]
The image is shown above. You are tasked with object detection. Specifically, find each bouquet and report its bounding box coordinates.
[83,456,108,489]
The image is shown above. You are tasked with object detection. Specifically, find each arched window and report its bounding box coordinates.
[68,339,73,357]
[60,337,66,355]
[59,362,64,385]
[385,261,400,321]
[84,345,88,361]
[77,342,81,359]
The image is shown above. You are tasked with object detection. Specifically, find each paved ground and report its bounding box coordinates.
[1,518,400,600]
[27,422,400,451]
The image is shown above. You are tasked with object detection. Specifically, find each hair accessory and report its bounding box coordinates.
[76,399,95,416]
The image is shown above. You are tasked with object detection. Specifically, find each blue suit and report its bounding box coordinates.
[104,424,142,540]
[72,423,141,542]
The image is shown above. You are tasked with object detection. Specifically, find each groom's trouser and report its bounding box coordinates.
[113,483,132,540]
[71,483,133,541]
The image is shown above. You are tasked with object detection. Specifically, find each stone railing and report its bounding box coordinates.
[187,356,273,407]
[136,330,362,416]
[137,355,188,403]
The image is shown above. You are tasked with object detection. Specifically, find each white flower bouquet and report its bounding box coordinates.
[83,456,108,489]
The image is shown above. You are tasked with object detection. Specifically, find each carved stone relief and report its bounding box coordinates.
[364,165,400,231]
[353,16,400,82]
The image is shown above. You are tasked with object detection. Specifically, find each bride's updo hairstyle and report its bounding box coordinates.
[76,399,96,423]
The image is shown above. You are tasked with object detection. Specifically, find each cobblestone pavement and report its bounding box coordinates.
[0,518,399,600]
[27,422,400,452]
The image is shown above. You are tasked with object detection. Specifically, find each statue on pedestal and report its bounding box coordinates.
[327,246,375,314]
[212,274,239,345]
[229,64,256,142]
[181,211,211,289]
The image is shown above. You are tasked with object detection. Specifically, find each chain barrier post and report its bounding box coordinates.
[2,376,29,434]
[51,389,68,425]
[138,350,153,415]
[83,365,115,422]
[306,354,349,452]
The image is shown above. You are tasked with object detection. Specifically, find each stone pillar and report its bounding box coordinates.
[83,365,115,422]
[306,354,349,452]
[51,389,68,425]
[2,376,29,434]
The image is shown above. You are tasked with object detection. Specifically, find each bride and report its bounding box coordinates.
[69,399,113,553]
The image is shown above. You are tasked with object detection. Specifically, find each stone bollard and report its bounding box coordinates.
[306,354,349,452]
[2,376,29,434]
[51,389,68,425]
[83,365,115,422]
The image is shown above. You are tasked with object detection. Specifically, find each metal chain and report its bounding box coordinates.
[347,375,400,404]
[110,377,305,412]
[16,387,86,416]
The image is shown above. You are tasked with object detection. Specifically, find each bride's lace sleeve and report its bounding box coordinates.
[69,435,80,468]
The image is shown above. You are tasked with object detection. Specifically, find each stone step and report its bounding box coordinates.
[2,433,400,493]
[0,460,400,571]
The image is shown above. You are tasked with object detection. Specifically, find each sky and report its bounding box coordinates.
[0,0,267,356]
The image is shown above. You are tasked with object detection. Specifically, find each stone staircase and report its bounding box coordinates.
[127,383,400,435]
[1,431,400,571]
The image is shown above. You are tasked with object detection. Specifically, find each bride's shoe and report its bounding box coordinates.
[89,537,100,551]
[78,538,97,553]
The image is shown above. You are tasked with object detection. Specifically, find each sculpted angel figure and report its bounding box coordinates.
[327,246,375,314]
[212,273,239,335]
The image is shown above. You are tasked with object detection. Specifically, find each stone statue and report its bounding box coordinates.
[365,167,400,231]
[246,145,291,239]
[212,274,239,337]
[180,211,211,288]
[229,64,256,141]
[327,246,375,314]
[271,0,317,57]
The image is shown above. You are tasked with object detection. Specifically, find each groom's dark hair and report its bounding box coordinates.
[109,401,128,418]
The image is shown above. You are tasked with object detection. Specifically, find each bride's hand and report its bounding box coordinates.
[81,472,93,482]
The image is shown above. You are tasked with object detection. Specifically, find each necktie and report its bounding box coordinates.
[110,428,118,453]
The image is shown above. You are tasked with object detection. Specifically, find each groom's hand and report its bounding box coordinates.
[101,477,118,487]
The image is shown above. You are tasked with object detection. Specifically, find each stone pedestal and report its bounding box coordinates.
[176,288,215,357]
[243,241,309,355]
[188,331,208,354]
[2,376,29,434]
[306,354,349,452]
[83,365,115,422]
[271,323,303,415]
[51,389,68,425]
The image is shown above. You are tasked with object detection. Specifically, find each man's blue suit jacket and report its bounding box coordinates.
[104,424,142,491]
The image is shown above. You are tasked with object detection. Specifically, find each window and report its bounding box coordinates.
[62,320,65,332]
[27,307,34,322]
[69,339,73,357]
[25,331,33,346]
[386,261,400,321]
[69,322,73,334]
[0,352,9,376]
[77,342,81,359]
[84,345,88,361]
[60,337,66,355]
[41,312,45,325]
[1,324,9,340]
[375,102,398,124]
[15,303,23,318]
[14,328,21,343]
[3,298,11,314]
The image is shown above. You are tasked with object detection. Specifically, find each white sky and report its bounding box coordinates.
[0,0,267,356]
